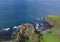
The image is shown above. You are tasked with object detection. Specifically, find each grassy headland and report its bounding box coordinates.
[41,14,60,42]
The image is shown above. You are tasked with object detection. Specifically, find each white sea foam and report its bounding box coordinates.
[36,23,39,27]
[13,26,18,29]
[35,23,39,30]
[3,28,10,31]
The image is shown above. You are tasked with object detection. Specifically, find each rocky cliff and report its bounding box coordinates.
[44,16,56,26]
[13,23,39,42]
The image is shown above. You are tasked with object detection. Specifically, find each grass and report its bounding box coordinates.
[41,26,60,42]
[41,14,60,42]
[25,33,39,42]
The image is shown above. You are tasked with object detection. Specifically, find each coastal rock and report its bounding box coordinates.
[12,23,39,42]
[44,17,56,26]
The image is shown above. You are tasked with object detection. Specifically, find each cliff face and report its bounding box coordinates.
[13,23,39,42]
[44,17,56,26]
[44,15,60,26]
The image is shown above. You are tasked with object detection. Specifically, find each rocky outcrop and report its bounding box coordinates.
[44,17,56,26]
[12,23,39,42]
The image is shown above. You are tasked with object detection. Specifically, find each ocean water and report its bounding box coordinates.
[0,0,60,29]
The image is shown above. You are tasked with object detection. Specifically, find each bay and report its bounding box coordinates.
[0,0,60,29]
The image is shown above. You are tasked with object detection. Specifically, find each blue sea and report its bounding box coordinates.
[0,0,60,29]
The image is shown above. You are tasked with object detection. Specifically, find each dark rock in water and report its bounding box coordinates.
[0,27,19,41]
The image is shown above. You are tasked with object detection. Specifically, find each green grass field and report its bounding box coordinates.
[41,14,60,42]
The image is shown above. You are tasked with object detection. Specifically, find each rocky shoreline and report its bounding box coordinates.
[0,17,54,42]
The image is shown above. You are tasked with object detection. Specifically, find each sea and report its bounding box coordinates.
[0,0,60,29]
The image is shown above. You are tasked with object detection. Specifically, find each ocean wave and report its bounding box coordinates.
[2,28,10,31]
